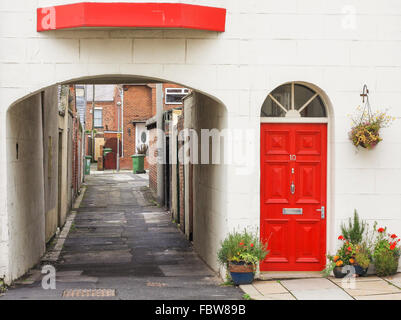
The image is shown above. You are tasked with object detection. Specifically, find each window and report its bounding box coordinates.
[165,88,190,105]
[94,109,103,127]
[261,82,327,118]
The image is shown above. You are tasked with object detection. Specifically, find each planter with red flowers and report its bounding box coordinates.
[325,240,370,278]
[323,210,371,278]
[217,230,269,285]
[324,212,401,278]
[373,227,400,276]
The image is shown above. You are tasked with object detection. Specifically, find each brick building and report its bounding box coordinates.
[85,84,188,171]
[85,85,118,163]
[120,85,153,169]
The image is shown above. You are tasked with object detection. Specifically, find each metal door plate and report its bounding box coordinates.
[283,208,303,215]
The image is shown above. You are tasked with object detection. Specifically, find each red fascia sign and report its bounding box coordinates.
[37,2,226,32]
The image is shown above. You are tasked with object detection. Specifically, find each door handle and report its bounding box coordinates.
[290,182,295,195]
[316,206,325,219]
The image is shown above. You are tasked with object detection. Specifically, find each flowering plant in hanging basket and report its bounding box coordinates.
[349,108,394,149]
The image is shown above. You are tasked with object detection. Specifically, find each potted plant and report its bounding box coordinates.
[340,210,366,245]
[325,239,357,278]
[340,210,371,276]
[324,210,372,278]
[217,230,269,285]
[348,88,394,149]
[373,227,401,276]
[354,247,370,276]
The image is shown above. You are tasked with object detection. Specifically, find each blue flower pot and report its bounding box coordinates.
[230,271,254,285]
[354,265,369,277]
[229,261,255,285]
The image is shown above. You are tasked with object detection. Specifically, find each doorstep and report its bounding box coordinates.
[258,271,323,281]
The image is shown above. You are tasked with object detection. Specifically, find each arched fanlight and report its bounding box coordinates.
[261,82,327,118]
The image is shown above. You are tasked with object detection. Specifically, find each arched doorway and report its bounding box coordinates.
[260,82,329,272]
[5,76,228,283]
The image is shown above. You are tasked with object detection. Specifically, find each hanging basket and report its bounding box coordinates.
[349,123,382,149]
[349,85,394,150]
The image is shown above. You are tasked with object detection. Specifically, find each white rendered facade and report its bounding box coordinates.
[1,0,401,282]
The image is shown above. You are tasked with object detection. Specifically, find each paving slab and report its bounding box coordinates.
[240,284,264,299]
[253,281,288,295]
[62,249,132,264]
[281,278,338,291]
[385,281,401,289]
[159,265,213,277]
[330,276,382,283]
[340,279,401,296]
[253,293,296,300]
[383,274,401,288]
[56,276,98,283]
[355,293,401,300]
[291,288,353,300]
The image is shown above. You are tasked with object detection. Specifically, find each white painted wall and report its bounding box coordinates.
[6,93,46,282]
[190,93,228,271]
[1,0,401,279]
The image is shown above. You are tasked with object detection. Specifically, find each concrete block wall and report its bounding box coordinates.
[1,0,401,279]
[42,86,59,243]
[5,93,46,282]
[191,93,228,271]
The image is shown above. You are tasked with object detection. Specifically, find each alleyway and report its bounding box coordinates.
[0,173,242,300]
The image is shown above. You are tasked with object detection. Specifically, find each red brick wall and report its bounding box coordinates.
[120,85,153,170]
[85,100,118,132]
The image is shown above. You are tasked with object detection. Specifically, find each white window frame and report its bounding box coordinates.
[263,82,326,119]
[93,108,103,128]
[165,88,190,105]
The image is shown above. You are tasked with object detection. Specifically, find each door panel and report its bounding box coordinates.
[260,123,327,271]
[295,219,321,263]
[264,130,291,155]
[264,162,290,204]
[296,161,320,204]
[295,130,321,155]
[264,219,290,263]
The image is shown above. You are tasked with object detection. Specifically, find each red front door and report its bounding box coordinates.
[260,123,327,271]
